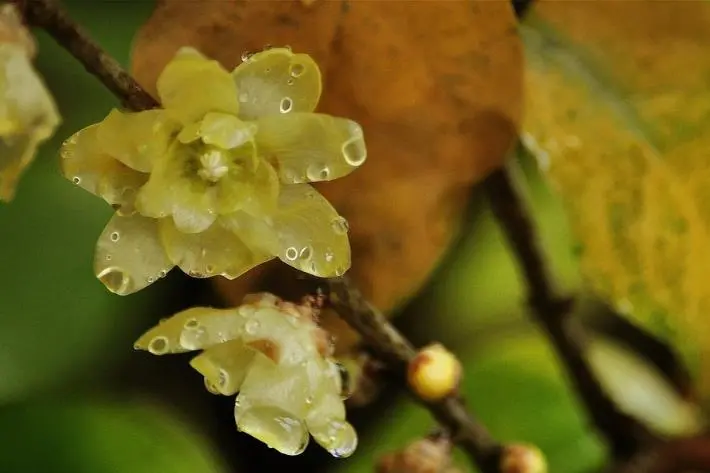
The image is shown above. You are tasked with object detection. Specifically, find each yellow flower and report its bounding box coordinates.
[0,4,60,201]
[134,292,358,458]
[61,47,366,295]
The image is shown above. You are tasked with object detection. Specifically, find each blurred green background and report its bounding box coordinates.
[0,2,698,472]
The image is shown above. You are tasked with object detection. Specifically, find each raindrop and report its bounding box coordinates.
[110,231,120,242]
[147,276,155,283]
[184,318,200,329]
[205,264,215,274]
[323,421,358,458]
[306,162,331,181]
[325,251,334,263]
[285,247,299,261]
[97,267,131,295]
[72,176,81,185]
[204,377,220,395]
[342,125,367,166]
[279,97,293,114]
[218,369,228,388]
[158,269,168,278]
[299,245,313,261]
[245,319,260,335]
[235,406,310,456]
[286,78,295,86]
[105,255,112,261]
[148,336,169,355]
[305,395,314,405]
[331,217,349,235]
[289,62,305,78]
[241,51,254,62]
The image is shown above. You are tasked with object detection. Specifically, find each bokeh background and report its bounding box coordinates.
[0,1,696,472]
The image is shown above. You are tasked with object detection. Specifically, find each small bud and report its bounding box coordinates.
[407,343,462,402]
[376,435,462,473]
[500,443,547,473]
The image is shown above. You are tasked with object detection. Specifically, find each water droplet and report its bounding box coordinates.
[306,162,331,181]
[286,78,295,85]
[289,62,305,78]
[218,369,228,388]
[331,217,349,235]
[299,245,313,261]
[205,264,215,274]
[342,125,367,166]
[97,267,131,295]
[325,251,334,263]
[158,269,168,278]
[110,231,120,242]
[245,319,260,335]
[279,97,293,114]
[305,396,314,405]
[285,247,298,261]
[204,377,220,394]
[148,336,169,355]
[184,318,200,329]
[146,276,155,283]
[241,51,254,62]
[323,421,358,458]
[264,67,272,73]
[105,255,112,261]
[72,176,81,185]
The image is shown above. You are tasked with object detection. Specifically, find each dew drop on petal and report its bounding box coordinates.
[241,51,254,62]
[285,247,299,261]
[279,97,293,114]
[72,176,81,185]
[204,377,220,395]
[322,421,358,458]
[325,251,334,263]
[184,318,200,330]
[286,78,295,86]
[158,269,168,278]
[110,231,120,242]
[289,62,305,78]
[148,336,169,355]
[206,264,215,274]
[342,127,367,167]
[218,369,229,388]
[105,255,112,261]
[299,245,313,261]
[330,217,349,235]
[306,163,331,181]
[97,267,132,295]
[245,319,260,335]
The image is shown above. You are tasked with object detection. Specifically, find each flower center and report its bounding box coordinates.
[197,148,229,183]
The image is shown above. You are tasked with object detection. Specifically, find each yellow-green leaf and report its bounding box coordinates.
[521,1,710,393]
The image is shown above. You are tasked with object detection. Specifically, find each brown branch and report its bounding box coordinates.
[483,165,654,458]
[328,276,503,472]
[16,0,158,111]
[609,436,710,473]
[20,0,508,471]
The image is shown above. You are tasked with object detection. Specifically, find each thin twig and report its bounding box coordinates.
[16,0,158,111]
[20,0,506,471]
[609,436,710,473]
[483,165,653,458]
[328,276,503,472]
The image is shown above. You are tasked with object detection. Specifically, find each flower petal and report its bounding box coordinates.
[96,108,177,172]
[0,43,59,200]
[134,306,244,355]
[61,125,148,215]
[94,213,174,296]
[267,184,352,277]
[216,156,279,216]
[159,218,273,279]
[256,113,367,184]
[157,47,239,124]
[135,142,217,233]
[232,47,321,120]
[190,339,255,395]
[199,112,257,150]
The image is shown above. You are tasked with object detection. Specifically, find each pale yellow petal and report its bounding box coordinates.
[157,47,239,124]
[216,156,279,216]
[190,339,255,395]
[0,43,59,200]
[232,47,321,120]
[256,113,367,183]
[199,112,257,150]
[61,124,148,215]
[273,184,351,277]
[94,213,174,296]
[134,306,239,355]
[159,218,273,279]
[96,108,177,172]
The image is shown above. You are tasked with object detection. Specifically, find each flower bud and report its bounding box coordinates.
[407,343,462,402]
[500,443,547,473]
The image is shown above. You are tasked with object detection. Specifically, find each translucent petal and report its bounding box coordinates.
[96,108,177,172]
[134,306,242,354]
[94,213,174,296]
[61,125,148,215]
[234,402,309,456]
[179,306,252,350]
[157,47,239,124]
[220,210,279,258]
[159,218,273,279]
[135,142,217,233]
[256,113,367,183]
[309,418,358,459]
[273,184,351,277]
[232,47,321,120]
[0,43,59,201]
[190,339,255,395]
[199,112,257,150]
